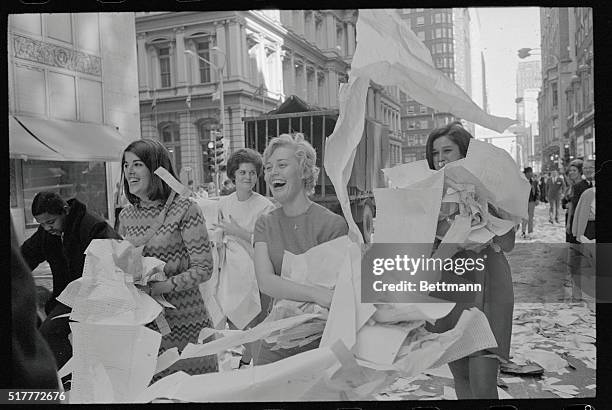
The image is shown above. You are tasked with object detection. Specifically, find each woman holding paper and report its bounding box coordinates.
[118,138,217,379]
[425,122,515,399]
[564,159,592,244]
[253,133,348,365]
[213,148,276,367]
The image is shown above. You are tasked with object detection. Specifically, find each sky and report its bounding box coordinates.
[476,7,541,135]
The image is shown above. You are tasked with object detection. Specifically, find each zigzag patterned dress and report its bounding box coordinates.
[119,195,218,381]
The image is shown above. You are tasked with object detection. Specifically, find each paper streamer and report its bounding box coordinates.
[154,167,191,197]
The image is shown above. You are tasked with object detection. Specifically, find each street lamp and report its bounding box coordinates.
[185,47,227,196]
[518,47,563,171]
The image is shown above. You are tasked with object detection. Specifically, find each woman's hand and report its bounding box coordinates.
[141,280,173,296]
[214,215,250,241]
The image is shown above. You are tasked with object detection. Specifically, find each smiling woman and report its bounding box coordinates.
[252,133,348,365]
[118,138,217,380]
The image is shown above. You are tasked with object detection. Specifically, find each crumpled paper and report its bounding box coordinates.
[57,239,167,325]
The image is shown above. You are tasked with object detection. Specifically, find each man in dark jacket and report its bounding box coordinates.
[520,167,540,239]
[20,191,120,373]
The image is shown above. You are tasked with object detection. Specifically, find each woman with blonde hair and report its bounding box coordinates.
[252,133,348,365]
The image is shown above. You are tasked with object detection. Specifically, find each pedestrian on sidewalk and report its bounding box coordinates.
[20,191,121,376]
[565,159,592,244]
[424,122,516,400]
[547,169,566,224]
[539,173,548,204]
[118,138,218,380]
[521,167,540,239]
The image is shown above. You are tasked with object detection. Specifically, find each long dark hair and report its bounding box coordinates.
[121,139,179,205]
[425,121,473,170]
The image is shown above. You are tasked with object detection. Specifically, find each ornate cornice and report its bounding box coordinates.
[12,34,101,76]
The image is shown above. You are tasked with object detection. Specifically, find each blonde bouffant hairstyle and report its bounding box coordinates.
[263,133,320,194]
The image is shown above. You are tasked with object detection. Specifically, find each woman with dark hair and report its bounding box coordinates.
[118,138,217,379]
[565,159,592,243]
[425,122,515,399]
[214,148,276,367]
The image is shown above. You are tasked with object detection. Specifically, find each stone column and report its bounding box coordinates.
[137,33,149,90]
[288,51,296,96]
[347,21,356,55]
[300,61,307,100]
[228,20,243,79]
[314,67,319,105]
[293,10,305,36]
[328,70,338,107]
[280,10,292,27]
[175,27,186,87]
[325,13,336,49]
[149,45,160,89]
[240,23,249,81]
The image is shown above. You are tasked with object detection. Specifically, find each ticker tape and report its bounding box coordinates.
[154,167,191,197]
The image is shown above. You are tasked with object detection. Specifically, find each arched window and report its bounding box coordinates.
[159,122,181,172]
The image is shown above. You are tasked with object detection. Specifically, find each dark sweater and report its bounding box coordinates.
[20,198,121,313]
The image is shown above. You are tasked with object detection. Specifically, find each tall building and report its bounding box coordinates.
[538,7,576,171]
[397,8,484,163]
[565,7,594,163]
[8,13,140,243]
[135,10,401,186]
[515,60,542,170]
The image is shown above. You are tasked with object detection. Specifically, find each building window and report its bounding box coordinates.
[21,160,108,227]
[420,106,427,114]
[434,13,442,23]
[407,105,414,114]
[420,120,429,129]
[552,82,558,108]
[435,28,442,38]
[416,16,425,26]
[197,41,211,84]
[160,122,182,171]
[159,47,172,88]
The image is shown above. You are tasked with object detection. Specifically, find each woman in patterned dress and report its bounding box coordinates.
[118,139,217,380]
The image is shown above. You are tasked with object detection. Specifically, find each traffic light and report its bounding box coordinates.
[206,141,215,173]
[212,131,226,168]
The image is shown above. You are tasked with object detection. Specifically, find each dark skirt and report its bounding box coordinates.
[426,246,514,361]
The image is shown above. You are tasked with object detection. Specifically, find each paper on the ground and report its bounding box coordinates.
[179,313,321,361]
[522,349,568,373]
[323,76,370,244]
[351,9,515,133]
[424,364,453,379]
[373,172,443,244]
[69,322,161,403]
[498,387,513,399]
[281,236,352,288]
[58,357,73,378]
[372,303,455,324]
[154,167,191,197]
[139,343,341,402]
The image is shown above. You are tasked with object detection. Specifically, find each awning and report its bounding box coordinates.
[9,116,64,161]
[11,115,129,162]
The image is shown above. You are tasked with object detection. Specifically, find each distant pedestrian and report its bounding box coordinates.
[220,179,236,196]
[521,167,540,239]
[565,159,592,244]
[539,173,548,203]
[546,170,566,224]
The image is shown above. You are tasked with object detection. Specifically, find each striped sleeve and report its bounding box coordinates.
[171,201,214,291]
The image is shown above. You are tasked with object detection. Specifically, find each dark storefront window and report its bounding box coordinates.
[21,160,108,228]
